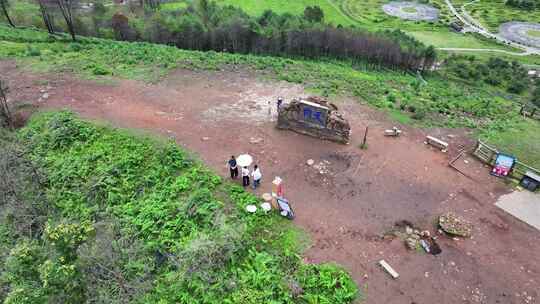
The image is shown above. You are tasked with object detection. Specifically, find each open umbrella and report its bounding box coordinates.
[236,154,253,167]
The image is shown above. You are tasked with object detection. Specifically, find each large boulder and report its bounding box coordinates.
[439,212,472,237]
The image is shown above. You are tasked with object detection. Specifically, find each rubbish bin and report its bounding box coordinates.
[520,171,540,192]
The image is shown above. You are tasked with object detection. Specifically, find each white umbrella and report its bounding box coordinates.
[236,154,253,167]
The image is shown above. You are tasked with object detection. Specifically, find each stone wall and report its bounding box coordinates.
[277,97,351,144]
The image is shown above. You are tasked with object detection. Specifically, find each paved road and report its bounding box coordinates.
[496,190,540,231]
[437,47,530,56]
[443,0,540,55]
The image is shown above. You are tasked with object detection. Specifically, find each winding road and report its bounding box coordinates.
[443,0,540,55]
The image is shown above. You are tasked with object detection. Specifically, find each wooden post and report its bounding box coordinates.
[362,126,369,148]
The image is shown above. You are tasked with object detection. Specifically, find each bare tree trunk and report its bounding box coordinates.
[0,0,15,28]
[38,0,54,35]
[0,79,13,130]
[56,0,76,41]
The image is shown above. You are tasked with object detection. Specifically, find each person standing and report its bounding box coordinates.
[277,97,283,112]
[251,165,262,189]
[228,156,238,179]
[242,166,250,187]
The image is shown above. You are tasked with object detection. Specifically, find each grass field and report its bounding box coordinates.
[160,1,189,11]
[481,118,540,168]
[463,0,540,32]
[528,29,540,38]
[335,0,453,27]
[219,0,355,26]
[408,30,523,51]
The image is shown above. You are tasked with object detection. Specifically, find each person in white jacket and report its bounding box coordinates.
[242,166,250,187]
[251,165,262,189]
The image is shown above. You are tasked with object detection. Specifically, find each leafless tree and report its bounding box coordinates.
[56,0,76,41]
[0,137,49,240]
[38,0,55,35]
[0,79,13,129]
[78,220,155,303]
[0,0,15,28]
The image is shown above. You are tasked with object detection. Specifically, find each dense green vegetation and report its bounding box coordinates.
[0,111,358,303]
[0,24,538,166]
[0,0,437,71]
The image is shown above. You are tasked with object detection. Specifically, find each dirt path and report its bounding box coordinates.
[3,60,539,304]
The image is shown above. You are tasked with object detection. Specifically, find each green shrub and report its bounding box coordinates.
[9,112,360,303]
[26,44,41,56]
[295,264,358,303]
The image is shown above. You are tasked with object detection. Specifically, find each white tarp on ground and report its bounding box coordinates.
[495,190,540,231]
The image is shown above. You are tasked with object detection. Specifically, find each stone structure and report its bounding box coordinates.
[439,212,472,237]
[277,96,351,144]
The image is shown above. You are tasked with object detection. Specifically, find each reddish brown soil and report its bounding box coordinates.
[2,60,539,304]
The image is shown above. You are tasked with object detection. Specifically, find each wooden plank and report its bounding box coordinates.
[426,136,449,151]
[378,260,399,279]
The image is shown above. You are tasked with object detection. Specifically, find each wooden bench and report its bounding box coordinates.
[426,136,449,152]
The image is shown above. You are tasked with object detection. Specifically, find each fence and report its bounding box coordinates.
[473,140,540,181]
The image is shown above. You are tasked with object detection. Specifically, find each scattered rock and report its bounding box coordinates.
[405,226,413,235]
[306,159,315,166]
[249,137,263,144]
[406,237,418,250]
[421,230,431,237]
[261,193,272,202]
[439,212,473,237]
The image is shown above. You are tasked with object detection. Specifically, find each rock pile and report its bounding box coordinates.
[439,212,472,237]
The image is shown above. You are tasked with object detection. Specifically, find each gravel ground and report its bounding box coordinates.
[499,22,540,48]
[382,1,439,21]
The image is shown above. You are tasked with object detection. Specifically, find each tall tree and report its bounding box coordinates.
[304,6,324,23]
[141,0,160,10]
[38,0,55,35]
[531,85,540,116]
[0,0,15,28]
[56,0,76,41]
[422,46,437,71]
[196,0,211,29]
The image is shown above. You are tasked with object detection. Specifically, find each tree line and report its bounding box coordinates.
[0,0,436,71]
[505,0,539,10]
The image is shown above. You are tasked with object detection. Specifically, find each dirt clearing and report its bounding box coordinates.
[2,60,539,304]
